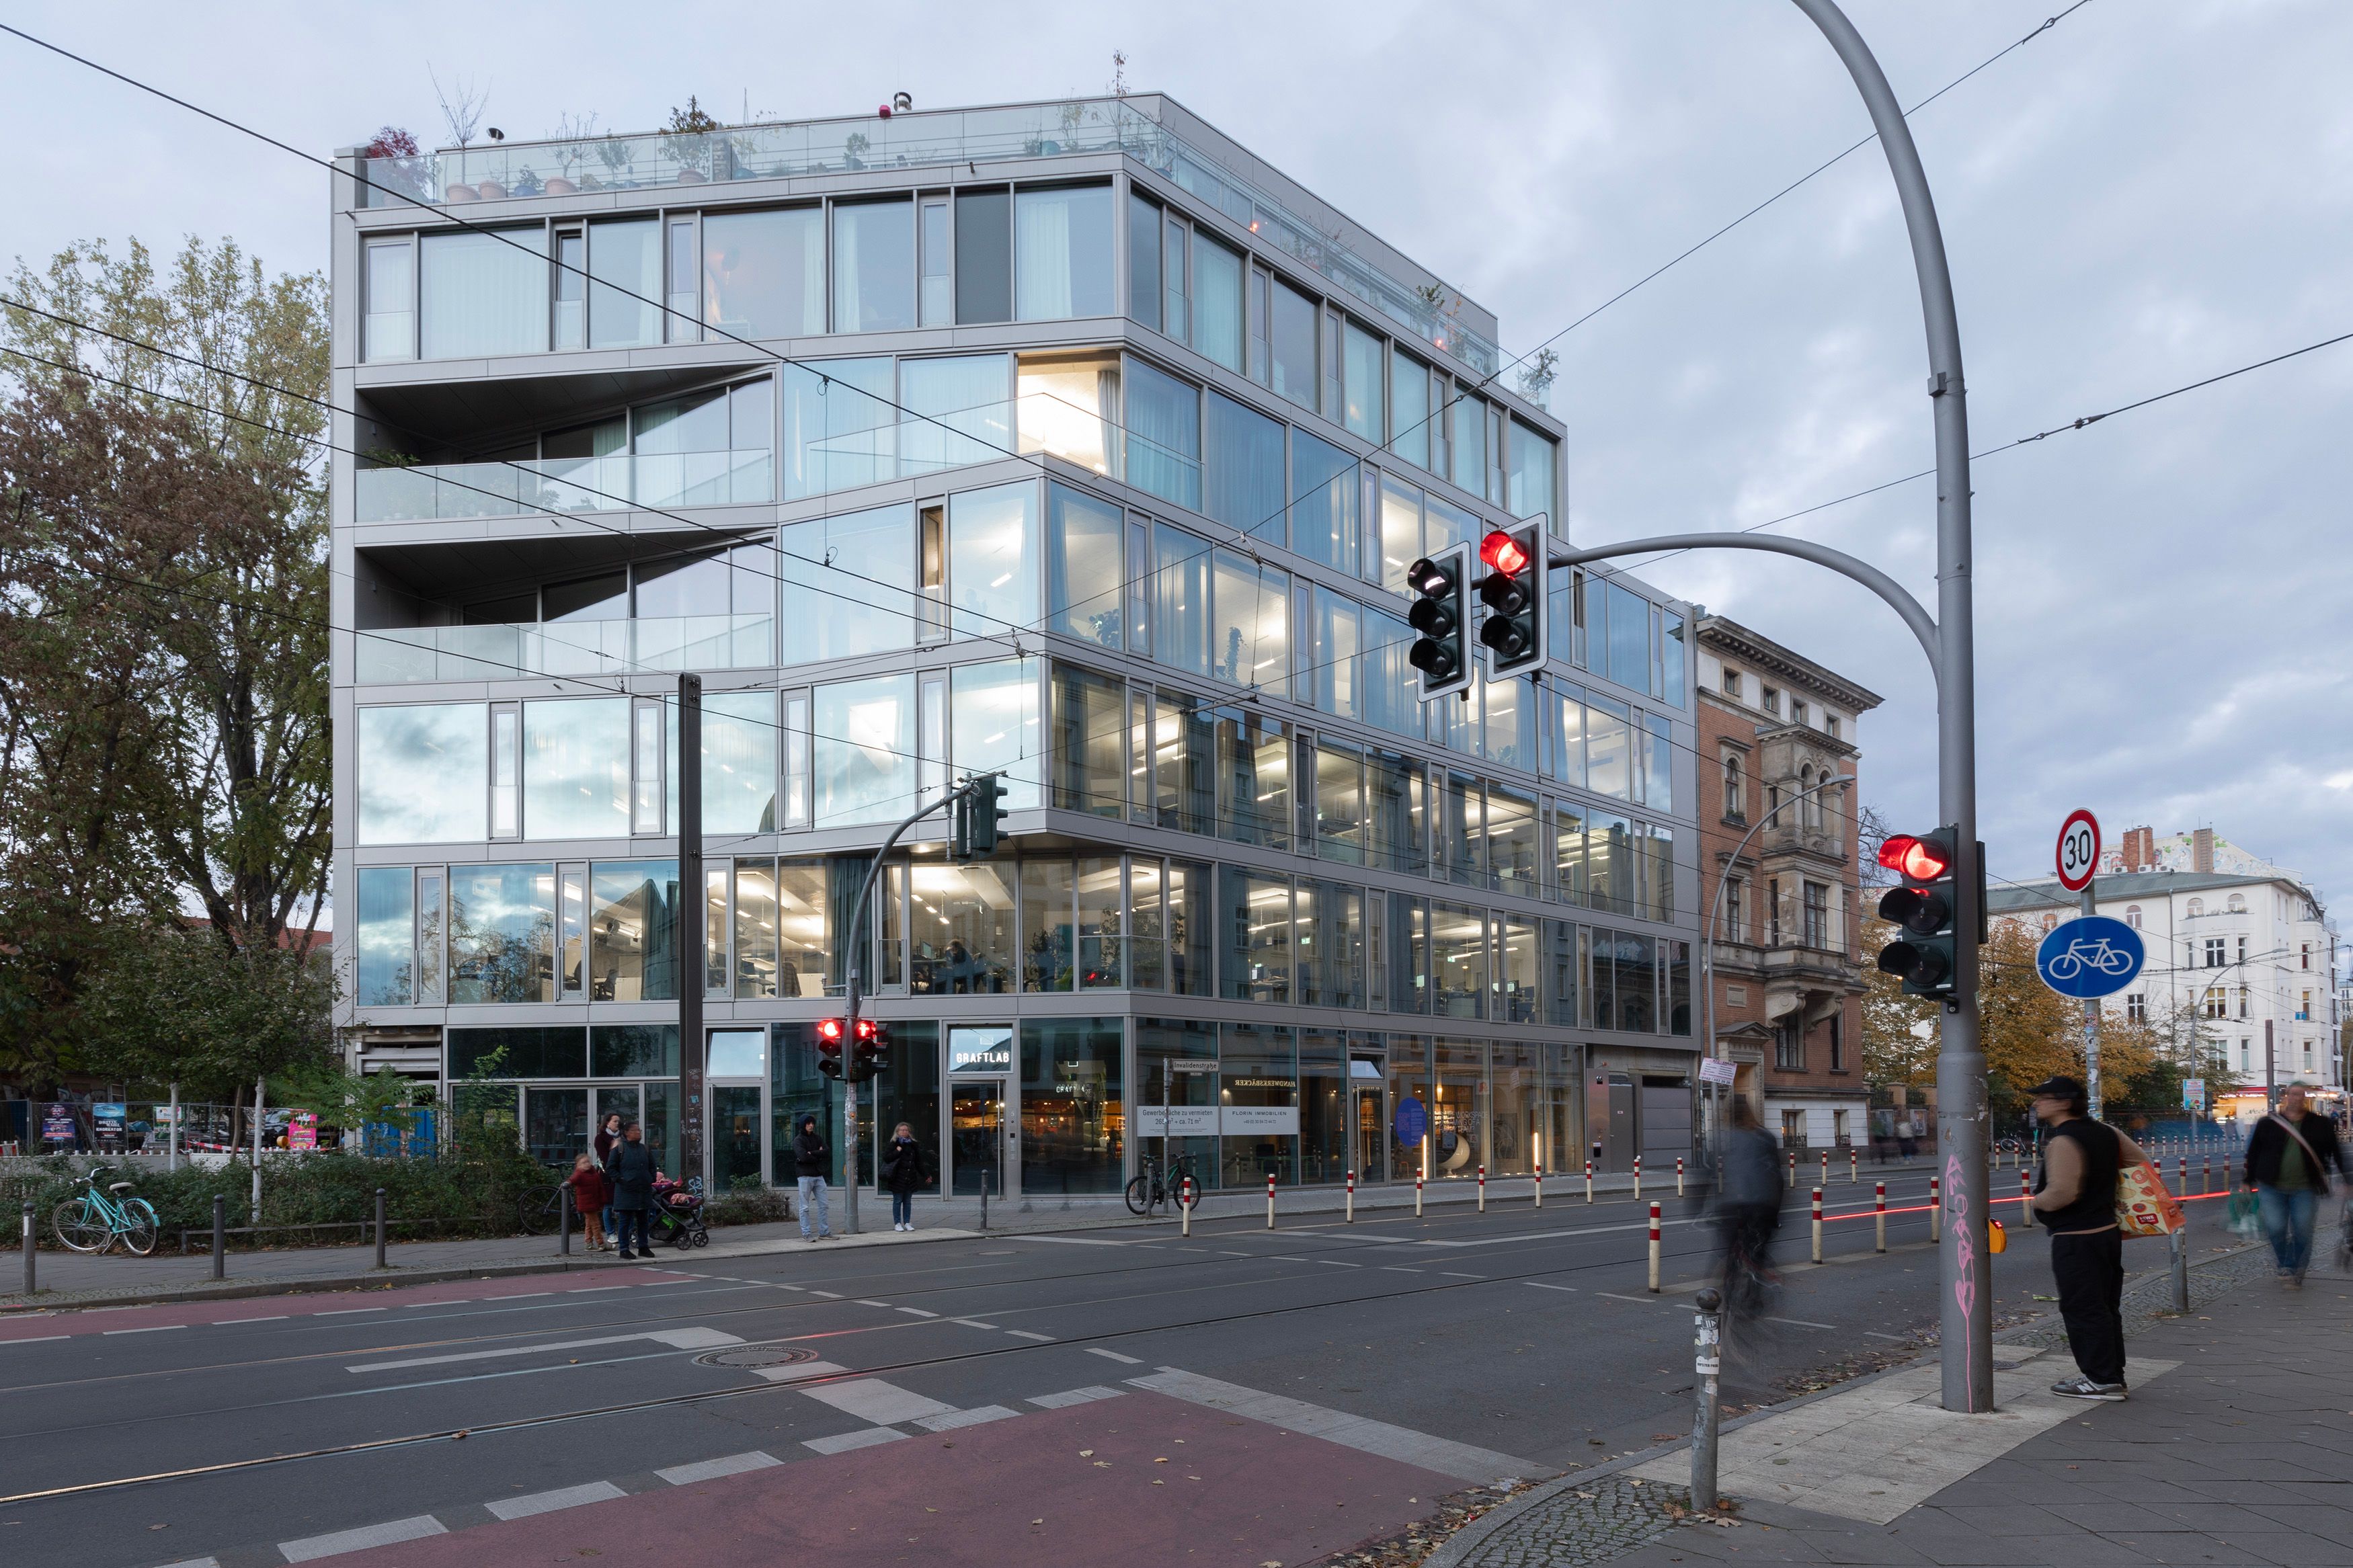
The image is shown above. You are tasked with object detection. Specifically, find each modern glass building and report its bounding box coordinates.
[329,94,1701,1202]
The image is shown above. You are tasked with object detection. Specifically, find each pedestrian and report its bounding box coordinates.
[793,1113,832,1241]
[567,1153,608,1252]
[593,1112,624,1249]
[605,1122,658,1260]
[2027,1073,2148,1401]
[882,1121,926,1232]
[2241,1083,2348,1288]
[1713,1096,1782,1315]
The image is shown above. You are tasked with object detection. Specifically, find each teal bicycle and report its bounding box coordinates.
[52,1165,161,1255]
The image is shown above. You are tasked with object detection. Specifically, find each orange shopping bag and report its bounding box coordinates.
[2116,1159,2184,1237]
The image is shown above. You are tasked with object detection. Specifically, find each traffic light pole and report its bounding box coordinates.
[838,778,985,1236]
[1543,0,1990,1413]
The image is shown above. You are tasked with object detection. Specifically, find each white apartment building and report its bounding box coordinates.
[1991,860,2339,1095]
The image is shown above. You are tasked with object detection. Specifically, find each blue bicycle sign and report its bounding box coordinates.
[2035,916,2145,999]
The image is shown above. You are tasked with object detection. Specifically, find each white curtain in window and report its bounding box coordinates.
[1016,192,1072,320]
[420,231,546,360]
[588,219,662,349]
[1191,233,1243,371]
[900,354,1012,476]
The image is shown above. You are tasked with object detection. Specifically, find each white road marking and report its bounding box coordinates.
[1022,1235,1128,1246]
[1,1334,68,1344]
[895,1307,939,1317]
[1129,1368,1533,1485]
[799,1378,957,1425]
[803,1427,906,1454]
[752,1359,851,1384]
[485,1481,625,1520]
[951,1319,1000,1329]
[1865,1331,1910,1342]
[914,1404,1021,1431]
[1005,1329,1054,1342]
[657,1450,780,1485]
[278,1514,446,1561]
[1526,1282,1578,1293]
[1316,1260,1364,1268]
[808,1290,842,1298]
[1086,1348,1144,1364]
[1029,1385,1125,1409]
[1594,1292,1659,1305]
[104,1324,186,1335]
[1767,1317,1838,1331]
[313,1308,387,1317]
[346,1325,740,1373]
[855,1299,891,1308]
[1439,1272,1486,1279]
[216,1315,288,1324]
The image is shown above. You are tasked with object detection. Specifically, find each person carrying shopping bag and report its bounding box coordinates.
[2241,1083,2349,1287]
[2027,1074,2155,1401]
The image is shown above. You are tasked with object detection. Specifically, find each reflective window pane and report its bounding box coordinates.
[779,503,914,666]
[588,218,662,349]
[832,199,915,333]
[354,866,413,1006]
[1014,184,1114,321]
[420,229,545,360]
[1046,481,1125,647]
[448,864,557,1003]
[813,674,916,828]
[703,207,824,339]
[358,704,486,845]
[522,697,630,840]
[588,860,679,1002]
[949,481,1038,639]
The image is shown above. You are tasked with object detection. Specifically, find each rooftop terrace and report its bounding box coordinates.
[355,94,1504,378]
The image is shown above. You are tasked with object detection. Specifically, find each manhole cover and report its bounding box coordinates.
[696,1344,821,1370]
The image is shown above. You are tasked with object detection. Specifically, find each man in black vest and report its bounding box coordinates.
[2028,1073,2149,1401]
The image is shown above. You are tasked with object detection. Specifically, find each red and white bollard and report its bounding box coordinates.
[1810,1186,1824,1263]
[1634,1153,1643,1201]
[1345,1169,1356,1225]
[1849,1147,1858,1185]
[1677,1155,1685,1198]
[2202,1153,2211,1194]
[1875,1180,1887,1253]
[1478,1163,1487,1213]
[1585,1157,1594,1205]
[1929,1173,1942,1240]
[1647,1202,1663,1292]
[2020,1167,2032,1215]
[2177,1155,2186,1197]
[1266,1170,1276,1231]
[1820,1149,1830,1188]
[1181,1175,1193,1237]
[1534,1159,1544,1209]
[1416,1170,1425,1219]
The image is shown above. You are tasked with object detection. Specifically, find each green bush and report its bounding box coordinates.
[703,1186,792,1228]
[1,1143,549,1249]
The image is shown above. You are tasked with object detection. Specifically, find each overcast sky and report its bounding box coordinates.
[6,1,2347,911]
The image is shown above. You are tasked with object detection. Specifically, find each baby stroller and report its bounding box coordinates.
[649,1175,710,1249]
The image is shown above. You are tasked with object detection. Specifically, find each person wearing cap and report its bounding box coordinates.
[2028,1073,2147,1401]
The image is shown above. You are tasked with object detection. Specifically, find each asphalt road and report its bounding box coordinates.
[0,1167,2194,1568]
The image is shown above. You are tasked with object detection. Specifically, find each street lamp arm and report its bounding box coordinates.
[1550,533,1939,677]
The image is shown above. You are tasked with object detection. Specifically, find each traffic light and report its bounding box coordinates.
[1406,543,1472,700]
[816,1016,847,1081]
[1876,827,1960,998]
[959,772,1007,858]
[1474,524,1545,676]
[851,1018,891,1082]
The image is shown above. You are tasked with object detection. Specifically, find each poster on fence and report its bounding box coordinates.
[93,1103,126,1142]
[290,1112,319,1150]
[41,1104,75,1143]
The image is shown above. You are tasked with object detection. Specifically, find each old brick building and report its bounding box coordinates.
[1693,617,1881,1150]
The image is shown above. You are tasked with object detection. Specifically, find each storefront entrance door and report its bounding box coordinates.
[1351,1060,1386,1184]
[951,1081,1007,1198]
[706,1029,766,1194]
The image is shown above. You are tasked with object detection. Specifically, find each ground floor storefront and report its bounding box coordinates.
[423,1018,1702,1200]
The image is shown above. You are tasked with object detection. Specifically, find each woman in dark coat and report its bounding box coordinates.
[604,1123,658,1260]
[881,1121,926,1232]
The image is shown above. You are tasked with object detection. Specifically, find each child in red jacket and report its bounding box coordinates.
[568,1153,610,1250]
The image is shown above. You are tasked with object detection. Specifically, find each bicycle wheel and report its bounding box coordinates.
[51,1196,107,1253]
[119,1199,159,1257]
[516,1185,563,1236]
[1124,1171,1153,1216]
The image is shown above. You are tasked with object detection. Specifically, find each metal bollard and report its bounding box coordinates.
[1820,1149,1829,1190]
[1585,1157,1594,1204]
[212,1193,227,1281]
[1787,1149,1796,1190]
[560,1190,571,1255]
[1929,1175,1942,1240]
[980,1168,990,1233]
[1691,1287,1723,1512]
[1677,1155,1686,1198]
[1849,1147,1858,1185]
[1634,1154,1642,1202]
[374,1188,387,1270]
[2176,1155,2186,1199]
[20,1202,32,1298]
[2169,1227,2190,1312]
[1181,1177,1193,1238]
[1478,1164,1486,1213]
[1416,1171,1425,1218]
[1346,1169,1356,1225]
[1875,1181,1886,1253]
[1648,1202,1663,1292]
[1811,1187,1824,1263]
[1266,1171,1276,1230]
[1534,1160,1544,1210]
[2202,1153,2210,1195]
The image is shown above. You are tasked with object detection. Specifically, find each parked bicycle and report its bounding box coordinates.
[517,1180,571,1236]
[51,1165,161,1255]
[1125,1152,1203,1216]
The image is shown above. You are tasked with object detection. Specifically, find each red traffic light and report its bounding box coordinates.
[1876,834,1952,882]
[816,1018,846,1044]
[1479,530,1530,577]
[854,1018,879,1042]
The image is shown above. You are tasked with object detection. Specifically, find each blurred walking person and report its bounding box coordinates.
[1714,1096,1782,1319]
[605,1122,657,1260]
[2028,1075,2147,1400]
[2241,1083,2348,1288]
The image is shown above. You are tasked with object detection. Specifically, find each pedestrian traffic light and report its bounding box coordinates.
[1406,543,1472,701]
[957,772,1007,858]
[1876,827,1960,997]
[816,1016,847,1080]
[851,1018,891,1082]
[1474,524,1546,677]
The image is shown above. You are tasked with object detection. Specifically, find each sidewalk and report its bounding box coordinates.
[1436,1241,2347,1567]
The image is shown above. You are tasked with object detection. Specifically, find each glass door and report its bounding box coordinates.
[707,1028,767,1192]
[1351,1059,1386,1182]
[951,1081,1005,1197]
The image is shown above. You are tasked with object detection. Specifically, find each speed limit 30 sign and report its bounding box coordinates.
[2056,809,2100,892]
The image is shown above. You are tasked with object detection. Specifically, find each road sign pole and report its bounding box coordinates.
[2081,878,2102,1121]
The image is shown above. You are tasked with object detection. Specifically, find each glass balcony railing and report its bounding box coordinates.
[355,451,772,522]
[358,99,1499,375]
[354,616,773,683]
